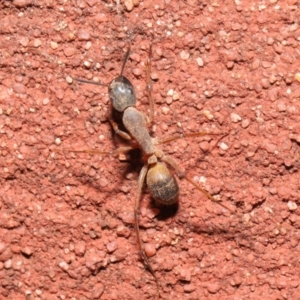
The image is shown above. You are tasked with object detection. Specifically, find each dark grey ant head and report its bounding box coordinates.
[108,75,136,112]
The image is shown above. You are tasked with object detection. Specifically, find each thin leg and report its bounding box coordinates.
[161,155,185,179]
[146,42,154,122]
[158,132,226,145]
[27,47,56,63]
[63,146,135,156]
[134,164,160,290]
[161,154,234,212]
[109,118,132,141]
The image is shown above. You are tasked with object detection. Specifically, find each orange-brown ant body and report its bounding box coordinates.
[74,44,227,290]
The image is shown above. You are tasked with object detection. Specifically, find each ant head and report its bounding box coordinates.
[108,75,136,112]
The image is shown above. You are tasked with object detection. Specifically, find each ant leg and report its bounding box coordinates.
[146,42,154,122]
[27,47,56,63]
[63,146,135,156]
[158,132,229,156]
[161,155,234,212]
[108,118,132,141]
[158,132,228,145]
[134,164,160,289]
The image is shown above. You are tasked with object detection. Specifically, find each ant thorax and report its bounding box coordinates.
[123,107,155,155]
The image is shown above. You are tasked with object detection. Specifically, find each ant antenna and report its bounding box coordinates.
[120,46,131,76]
[73,78,108,87]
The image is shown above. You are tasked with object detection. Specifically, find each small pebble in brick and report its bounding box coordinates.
[144,243,156,258]
[277,101,287,112]
[183,284,196,293]
[50,41,58,49]
[21,247,32,256]
[64,47,76,57]
[196,57,204,67]
[179,267,191,281]
[206,283,221,294]
[180,50,190,60]
[74,242,86,257]
[124,0,133,11]
[219,142,229,151]
[230,113,242,123]
[287,201,297,211]
[203,110,214,120]
[106,241,117,253]
[294,73,300,82]
[13,0,31,7]
[58,261,69,271]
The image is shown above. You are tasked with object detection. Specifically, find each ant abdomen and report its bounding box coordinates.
[147,162,179,205]
[109,75,136,112]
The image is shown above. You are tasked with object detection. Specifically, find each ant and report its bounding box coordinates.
[73,43,229,291]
